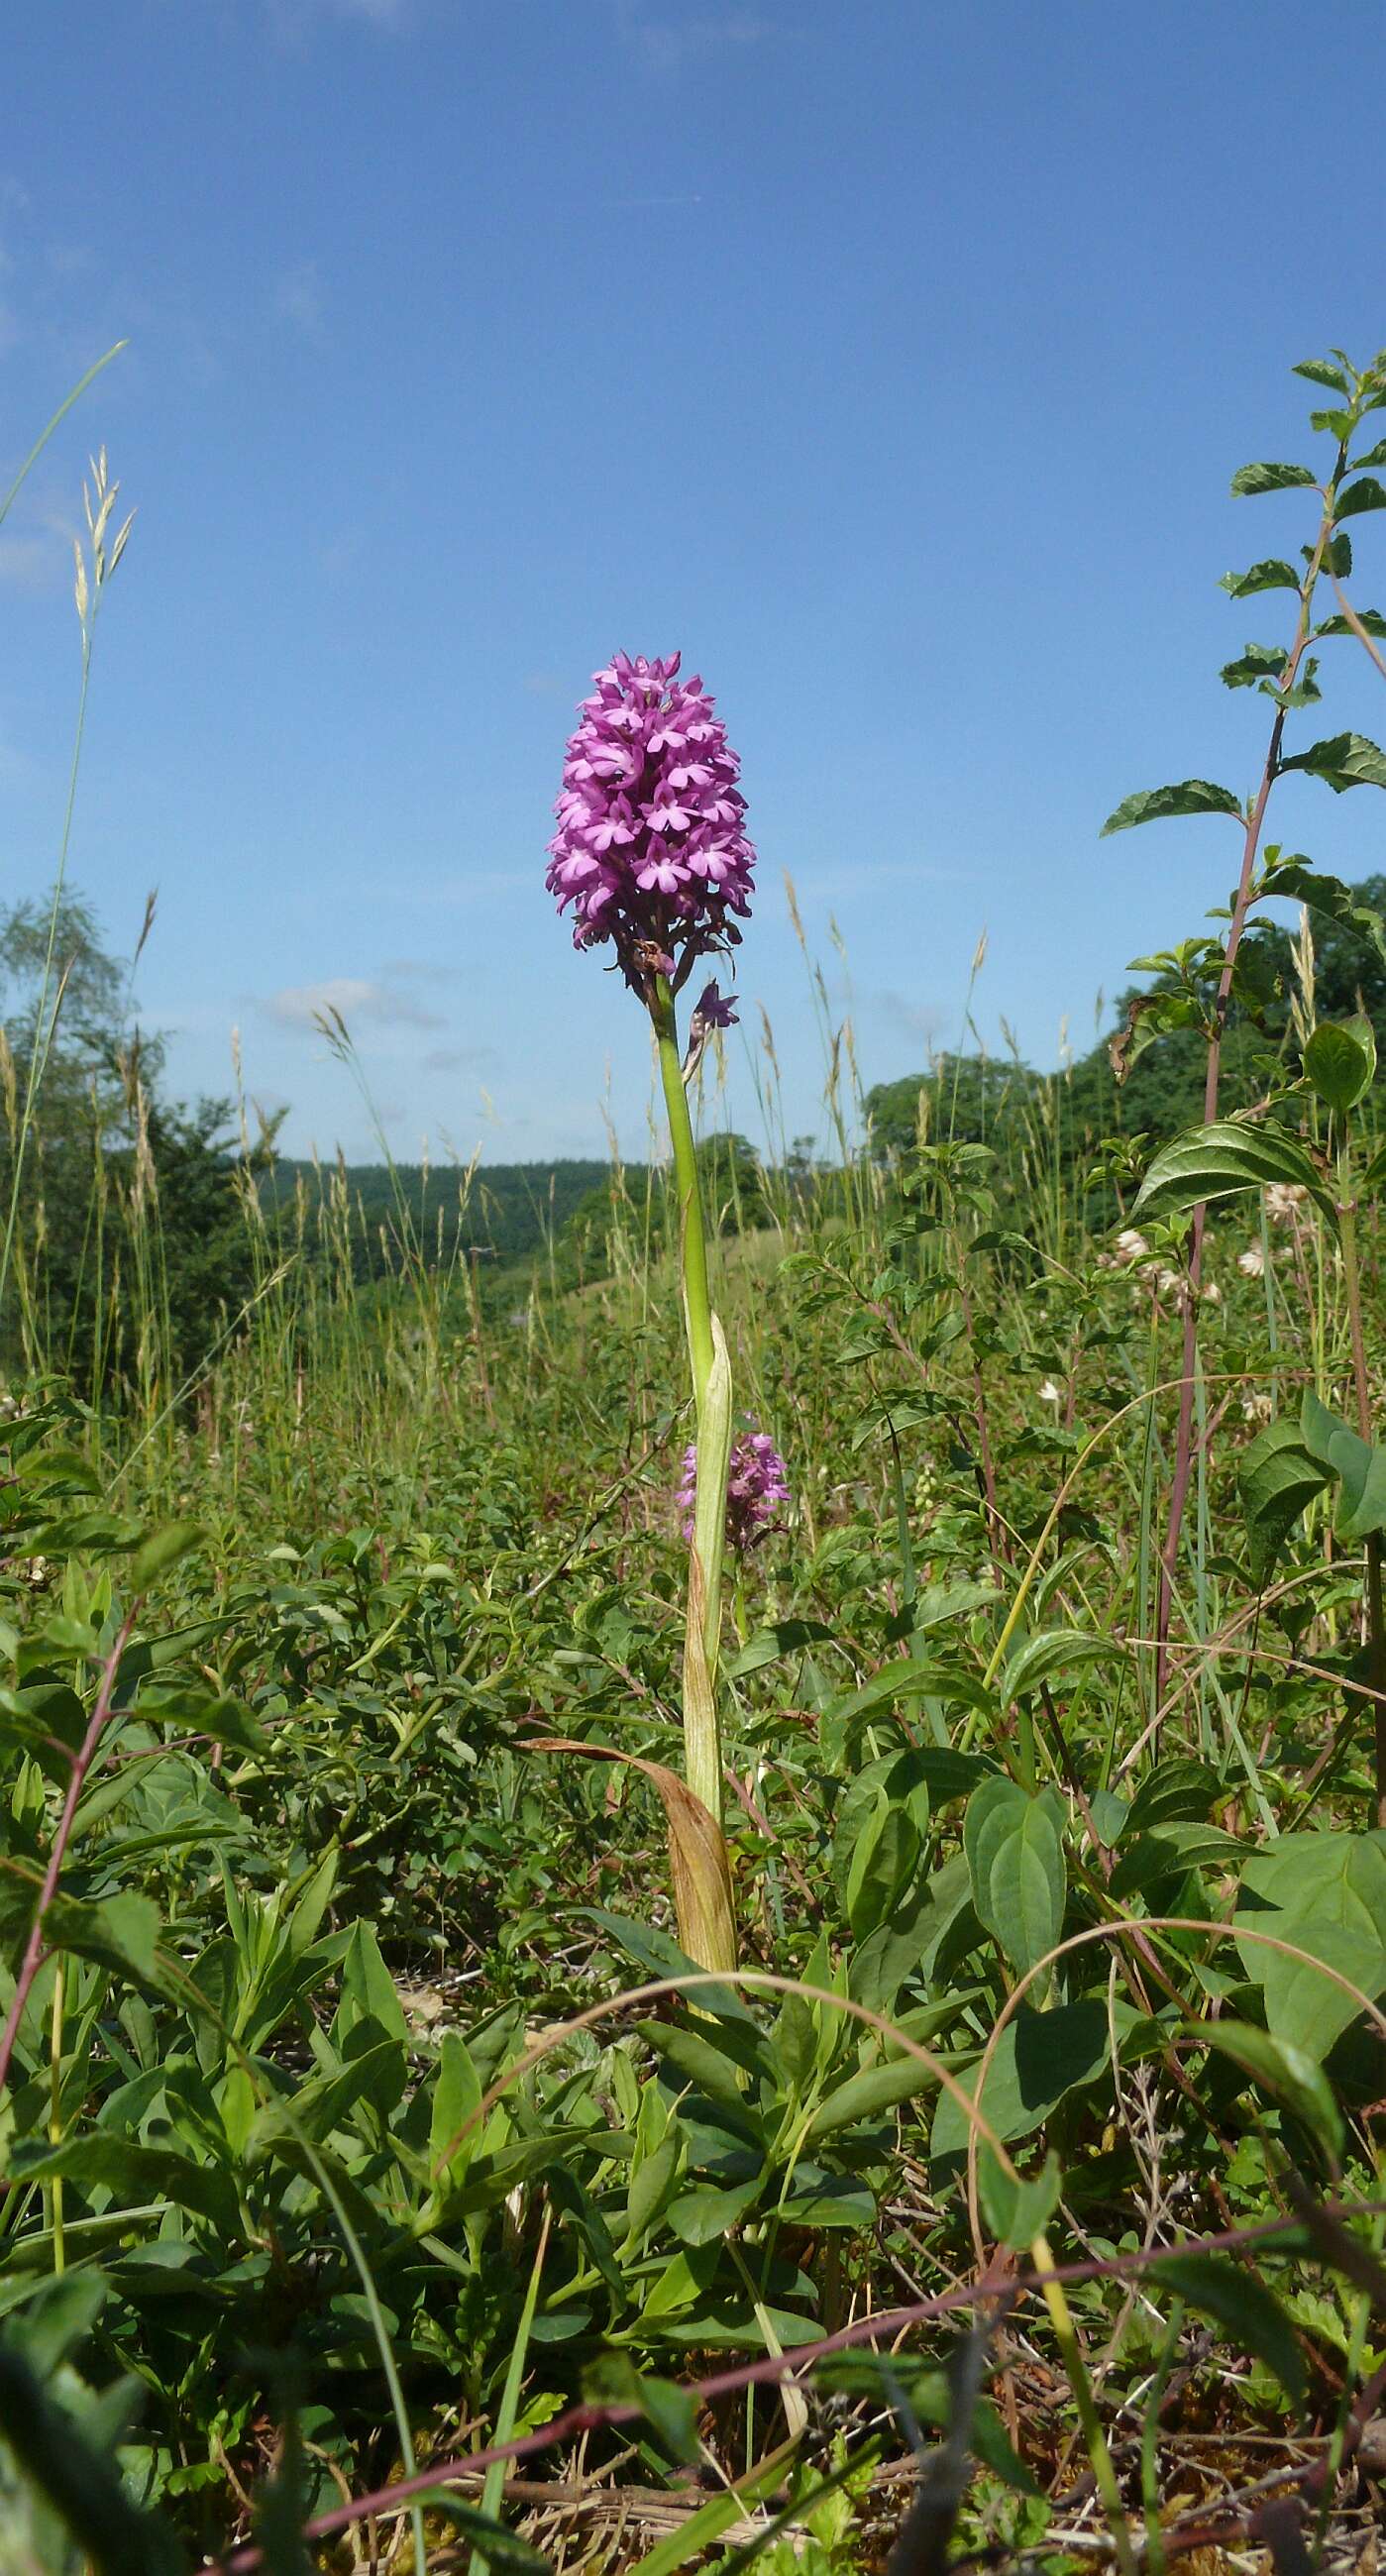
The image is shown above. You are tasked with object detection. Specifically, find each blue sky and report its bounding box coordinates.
[4,0,1386,1165]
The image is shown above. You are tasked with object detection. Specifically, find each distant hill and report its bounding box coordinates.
[261,1156,615,1277]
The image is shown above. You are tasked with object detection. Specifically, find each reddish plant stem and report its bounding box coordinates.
[208,2197,1386,2574]
[1155,472,1343,1705]
[0,1608,138,2102]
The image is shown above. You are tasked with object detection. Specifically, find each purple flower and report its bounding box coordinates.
[677,1428,791,1556]
[546,652,756,999]
[693,981,738,1031]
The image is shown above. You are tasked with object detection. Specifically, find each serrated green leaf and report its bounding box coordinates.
[1304,1017,1377,1117]
[1315,607,1386,638]
[1293,361,1349,393]
[1230,462,1317,495]
[1335,476,1386,520]
[1101,780,1241,836]
[1220,560,1301,598]
[1221,643,1289,690]
[1279,730,1386,792]
[1130,1119,1333,1226]
[1237,1417,1329,1582]
[1255,860,1386,961]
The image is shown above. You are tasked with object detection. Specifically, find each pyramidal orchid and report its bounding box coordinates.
[548,651,757,1972]
[678,1429,790,1555]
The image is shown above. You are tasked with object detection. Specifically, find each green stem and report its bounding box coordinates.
[653,979,714,1414]
[1336,1170,1386,1826]
[652,982,735,1945]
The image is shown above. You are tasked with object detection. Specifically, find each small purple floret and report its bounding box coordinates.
[692,980,738,1031]
[547,652,756,998]
[678,1429,791,1556]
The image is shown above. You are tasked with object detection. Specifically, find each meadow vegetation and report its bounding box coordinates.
[1,348,1385,2574]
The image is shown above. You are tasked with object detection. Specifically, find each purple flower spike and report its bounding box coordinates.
[678,1428,791,1556]
[547,652,756,999]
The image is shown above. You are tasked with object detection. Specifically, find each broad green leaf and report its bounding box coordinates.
[668,2176,761,2245]
[43,1889,161,1986]
[1001,1627,1121,1701]
[1315,607,1386,638]
[964,1777,1066,1986]
[1301,1389,1386,1543]
[130,1521,206,1590]
[1109,1824,1243,1899]
[635,2020,761,2116]
[1293,360,1349,392]
[1303,1016,1377,1117]
[429,2032,482,2173]
[640,2244,718,2322]
[1194,2019,1343,2164]
[334,1920,410,2051]
[1221,643,1288,690]
[832,1657,993,1730]
[0,2344,186,2576]
[931,1998,1111,2160]
[623,2136,681,2247]
[8,2131,239,2234]
[1219,559,1301,597]
[1235,1829,1386,2059]
[0,2272,109,2377]
[1230,461,1317,495]
[725,1619,835,1677]
[1130,1119,1333,1226]
[804,2049,944,2143]
[832,1753,930,1936]
[978,2145,1062,2248]
[249,2041,408,2154]
[843,1794,920,1940]
[1335,476,1386,519]
[779,2165,876,2227]
[1255,859,1386,962]
[1237,1417,1329,1581]
[1101,780,1241,836]
[849,1849,978,2014]
[1278,730,1386,792]
[1149,2253,1305,2404]
[582,2354,700,2465]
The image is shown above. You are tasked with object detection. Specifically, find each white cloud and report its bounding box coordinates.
[422,1043,498,1073]
[263,0,413,37]
[609,2,777,73]
[273,257,326,343]
[263,975,448,1031]
[874,989,943,1051]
